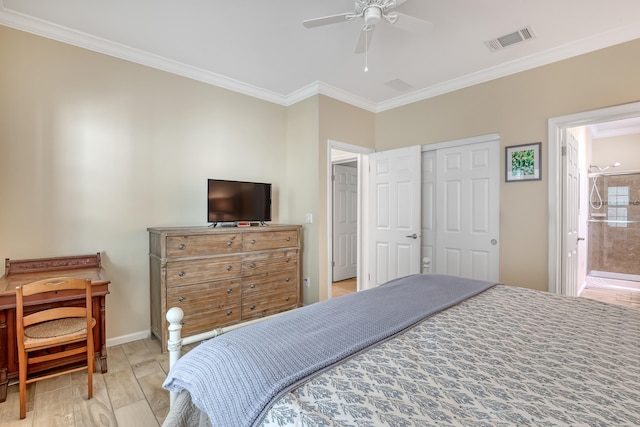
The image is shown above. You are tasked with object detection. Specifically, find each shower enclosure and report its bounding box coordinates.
[587,169,640,281]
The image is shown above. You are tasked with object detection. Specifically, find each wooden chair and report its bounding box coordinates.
[15,277,95,419]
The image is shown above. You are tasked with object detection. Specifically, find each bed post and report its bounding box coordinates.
[166,307,184,408]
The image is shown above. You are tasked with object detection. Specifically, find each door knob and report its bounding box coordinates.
[405,234,418,239]
[577,236,585,241]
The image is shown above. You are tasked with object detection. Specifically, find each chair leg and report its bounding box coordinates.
[18,354,27,419]
[87,350,96,399]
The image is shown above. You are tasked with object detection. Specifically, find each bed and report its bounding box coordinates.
[162,274,640,426]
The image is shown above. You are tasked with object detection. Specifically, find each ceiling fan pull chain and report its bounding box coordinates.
[364,29,369,72]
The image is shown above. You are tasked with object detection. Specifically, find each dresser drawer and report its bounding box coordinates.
[166,256,241,286]
[242,288,298,320]
[167,233,240,257]
[242,249,298,277]
[242,230,298,251]
[242,268,297,295]
[167,280,241,336]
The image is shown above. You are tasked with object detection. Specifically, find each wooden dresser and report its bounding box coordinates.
[0,254,110,402]
[148,225,302,352]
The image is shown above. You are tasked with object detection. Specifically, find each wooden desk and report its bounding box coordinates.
[0,254,110,403]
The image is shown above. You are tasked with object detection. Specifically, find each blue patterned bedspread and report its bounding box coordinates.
[162,274,495,427]
[262,284,640,426]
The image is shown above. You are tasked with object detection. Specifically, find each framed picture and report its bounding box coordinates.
[505,142,541,182]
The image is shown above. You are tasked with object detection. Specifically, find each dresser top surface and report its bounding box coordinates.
[147,224,301,235]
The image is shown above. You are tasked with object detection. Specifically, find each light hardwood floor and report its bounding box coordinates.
[0,337,189,426]
[1,282,637,426]
[331,278,357,297]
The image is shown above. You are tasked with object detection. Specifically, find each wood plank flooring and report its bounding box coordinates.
[331,278,357,297]
[0,337,195,426]
[1,282,637,426]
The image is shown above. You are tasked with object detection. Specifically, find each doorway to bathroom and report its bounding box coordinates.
[548,102,640,296]
[570,118,640,293]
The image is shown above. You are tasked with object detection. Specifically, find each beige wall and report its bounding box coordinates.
[375,38,640,291]
[285,96,320,305]
[0,26,303,341]
[3,22,640,341]
[318,96,376,301]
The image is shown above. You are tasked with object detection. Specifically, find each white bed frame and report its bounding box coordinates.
[165,307,283,407]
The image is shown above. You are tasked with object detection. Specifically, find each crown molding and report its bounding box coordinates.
[0,6,289,106]
[2,4,640,114]
[376,22,640,112]
[285,82,378,112]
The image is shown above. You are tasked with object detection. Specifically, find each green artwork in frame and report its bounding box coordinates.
[506,142,541,182]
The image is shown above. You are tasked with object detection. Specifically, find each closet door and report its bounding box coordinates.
[368,146,422,287]
[421,151,436,273]
[435,139,500,281]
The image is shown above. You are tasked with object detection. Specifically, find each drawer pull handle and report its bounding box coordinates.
[249,262,256,268]
[178,244,186,250]
[250,284,256,289]
[178,271,185,277]
[250,239,256,244]
[226,265,233,271]
[178,296,186,302]
[285,258,290,263]
[227,241,233,247]
[285,277,290,282]
[227,310,233,316]
[250,305,255,310]
[285,296,290,301]
[227,288,232,294]
[286,237,291,241]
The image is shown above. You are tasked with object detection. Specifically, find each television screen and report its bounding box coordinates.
[207,179,272,223]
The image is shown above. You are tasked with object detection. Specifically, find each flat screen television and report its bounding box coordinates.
[207,179,272,224]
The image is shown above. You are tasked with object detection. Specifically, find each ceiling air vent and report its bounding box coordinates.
[484,26,535,52]
[385,78,414,92]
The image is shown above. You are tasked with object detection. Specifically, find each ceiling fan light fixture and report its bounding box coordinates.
[364,7,382,26]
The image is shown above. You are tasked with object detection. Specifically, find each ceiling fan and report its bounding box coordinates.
[303,0,430,54]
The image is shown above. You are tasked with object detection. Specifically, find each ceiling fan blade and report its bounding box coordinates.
[354,27,375,54]
[393,12,433,33]
[303,13,354,28]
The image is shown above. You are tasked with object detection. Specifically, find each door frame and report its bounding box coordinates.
[326,140,374,298]
[548,101,640,294]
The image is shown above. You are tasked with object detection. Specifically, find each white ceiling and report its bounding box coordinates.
[589,117,640,139]
[2,0,640,112]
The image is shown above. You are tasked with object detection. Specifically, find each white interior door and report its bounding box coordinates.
[435,140,500,281]
[368,146,422,287]
[332,164,358,282]
[421,151,436,273]
[562,130,580,296]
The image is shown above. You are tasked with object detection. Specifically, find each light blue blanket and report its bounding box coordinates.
[162,274,496,427]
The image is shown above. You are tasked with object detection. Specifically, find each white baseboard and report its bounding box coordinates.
[577,281,587,296]
[106,330,151,347]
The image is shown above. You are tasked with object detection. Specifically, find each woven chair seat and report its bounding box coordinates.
[24,317,96,344]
